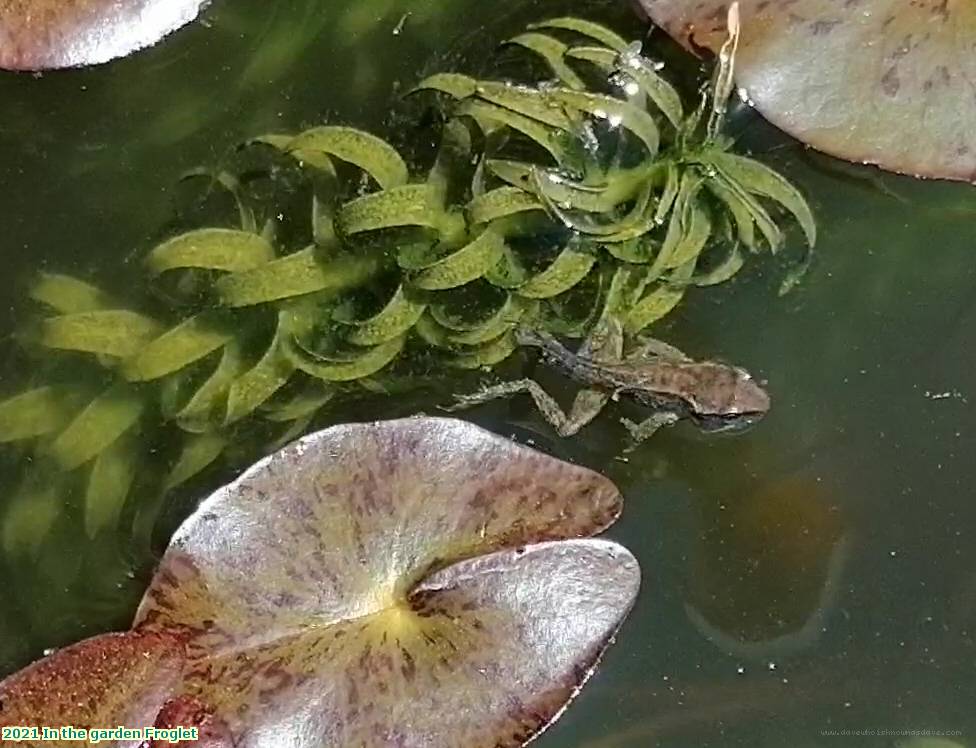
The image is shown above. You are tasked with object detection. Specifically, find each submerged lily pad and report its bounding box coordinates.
[0,418,640,747]
[0,0,207,70]
[639,0,976,181]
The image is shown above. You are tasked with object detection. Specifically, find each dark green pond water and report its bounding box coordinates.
[1,0,974,746]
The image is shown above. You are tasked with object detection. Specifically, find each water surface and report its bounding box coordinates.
[0,1,973,746]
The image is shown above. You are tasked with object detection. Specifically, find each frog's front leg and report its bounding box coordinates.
[621,411,680,450]
[448,379,608,437]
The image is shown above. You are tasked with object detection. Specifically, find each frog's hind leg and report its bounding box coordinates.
[447,379,608,437]
[621,411,680,451]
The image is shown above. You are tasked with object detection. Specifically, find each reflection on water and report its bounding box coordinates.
[0,0,974,746]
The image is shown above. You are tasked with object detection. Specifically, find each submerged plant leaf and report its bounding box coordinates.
[39,310,162,359]
[285,127,409,190]
[163,431,228,492]
[122,312,233,382]
[224,321,294,424]
[518,244,597,299]
[337,184,446,235]
[129,418,638,747]
[2,474,63,559]
[527,17,630,53]
[341,285,427,346]
[0,0,206,70]
[216,246,381,307]
[85,432,138,538]
[146,229,276,277]
[29,273,116,314]
[0,386,82,443]
[639,0,976,181]
[546,88,660,156]
[48,384,144,471]
[284,335,406,382]
[506,32,585,90]
[411,229,506,291]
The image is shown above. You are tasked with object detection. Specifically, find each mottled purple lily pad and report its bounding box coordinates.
[0,0,207,70]
[0,418,640,747]
[639,0,976,181]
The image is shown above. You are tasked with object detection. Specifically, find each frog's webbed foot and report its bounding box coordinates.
[621,411,680,451]
[447,379,609,438]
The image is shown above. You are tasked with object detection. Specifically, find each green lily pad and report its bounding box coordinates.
[0,0,206,70]
[0,418,639,748]
[639,0,976,181]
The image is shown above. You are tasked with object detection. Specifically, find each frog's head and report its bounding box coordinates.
[691,364,771,432]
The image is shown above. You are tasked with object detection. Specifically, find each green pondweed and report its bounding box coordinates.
[0,14,815,555]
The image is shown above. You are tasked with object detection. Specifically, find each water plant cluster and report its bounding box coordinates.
[0,16,814,558]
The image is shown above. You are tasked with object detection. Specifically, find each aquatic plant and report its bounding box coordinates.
[638,0,976,182]
[0,417,640,747]
[0,14,813,555]
[0,0,206,70]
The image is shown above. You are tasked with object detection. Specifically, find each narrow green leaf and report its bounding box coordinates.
[444,295,533,345]
[164,432,228,493]
[485,244,530,289]
[546,88,659,156]
[342,285,427,346]
[261,386,336,423]
[517,245,597,299]
[39,310,162,359]
[624,258,697,334]
[449,331,518,369]
[286,127,409,190]
[29,273,115,314]
[284,335,405,382]
[475,81,577,131]
[2,477,62,559]
[225,324,295,424]
[506,33,584,90]
[49,385,144,471]
[703,151,817,246]
[146,229,275,277]
[171,342,242,432]
[615,49,684,128]
[85,433,138,539]
[217,246,381,307]
[410,73,478,99]
[458,100,566,162]
[467,187,541,225]
[665,201,712,270]
[122,312,233,382]
[694,245,745,286]
[528,17,629,52]
[706,177,757,250]
[565,46,616,72]
[0,386,80,443]
[337,184,445,235]
[411,229,506,291]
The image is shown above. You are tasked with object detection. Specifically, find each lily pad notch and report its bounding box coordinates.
[0,417,641,747]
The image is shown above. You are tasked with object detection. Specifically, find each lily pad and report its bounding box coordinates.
[0,418,640,747]
[0,0,207,70]
[639,0,976,181]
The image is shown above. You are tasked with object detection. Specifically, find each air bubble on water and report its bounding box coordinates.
[608,113,623,129]
[736,665,745,675]
[43,647,57,656]
[623,81,641,97]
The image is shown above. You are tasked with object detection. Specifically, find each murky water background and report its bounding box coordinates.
[0,0,973,746]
